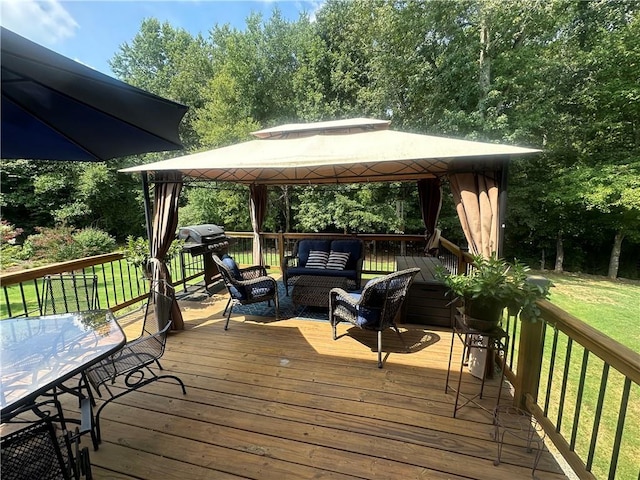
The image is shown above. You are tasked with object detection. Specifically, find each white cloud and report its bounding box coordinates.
[295,0,324,22]
[0,0,78,46]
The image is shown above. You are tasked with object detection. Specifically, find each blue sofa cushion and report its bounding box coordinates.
[297,240,332,267]
[287,267,356,280]
[329,240,362,270]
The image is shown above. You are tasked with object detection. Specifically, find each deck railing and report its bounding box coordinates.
[504,302,639,480]
[225,231,430,275]
[1,232,637,480]
[0,252,189,318]
[436,240,638,480]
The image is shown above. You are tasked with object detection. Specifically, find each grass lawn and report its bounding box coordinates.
[540,271,640,352]
[530,270,640,480]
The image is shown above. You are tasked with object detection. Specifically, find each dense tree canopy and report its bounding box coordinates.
[2,0,638,278]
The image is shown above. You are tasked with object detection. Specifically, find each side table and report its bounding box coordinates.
[445,314,509,418]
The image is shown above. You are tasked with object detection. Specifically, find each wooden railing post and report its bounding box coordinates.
[277,232,285,272]
[513,316,545,410]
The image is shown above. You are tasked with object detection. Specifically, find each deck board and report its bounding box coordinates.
[71,291,569,479]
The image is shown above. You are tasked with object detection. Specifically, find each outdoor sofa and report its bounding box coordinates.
[281,238,364,295]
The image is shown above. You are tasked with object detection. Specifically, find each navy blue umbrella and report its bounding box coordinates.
[1,27,188,161]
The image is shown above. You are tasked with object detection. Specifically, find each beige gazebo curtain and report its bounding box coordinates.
[448,172,500,258]
[249,184,268,266]
[150,171,184,330]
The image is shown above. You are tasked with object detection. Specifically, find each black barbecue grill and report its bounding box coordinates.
[178,224,231,294]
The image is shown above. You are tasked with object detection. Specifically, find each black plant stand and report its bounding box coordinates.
[445,314,509,418]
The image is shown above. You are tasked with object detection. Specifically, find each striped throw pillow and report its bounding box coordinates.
[306,250,329,269]
[326,251,350,270]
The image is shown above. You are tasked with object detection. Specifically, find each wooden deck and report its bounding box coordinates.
[80,291,569,480]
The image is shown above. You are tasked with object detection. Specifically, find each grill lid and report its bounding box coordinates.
[178,224,226,244]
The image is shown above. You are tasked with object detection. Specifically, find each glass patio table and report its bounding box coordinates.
[0,310,126,417]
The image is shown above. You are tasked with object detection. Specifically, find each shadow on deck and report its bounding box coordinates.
[82,286,569,480]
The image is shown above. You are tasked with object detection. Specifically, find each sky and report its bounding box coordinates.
[1,0,324,74]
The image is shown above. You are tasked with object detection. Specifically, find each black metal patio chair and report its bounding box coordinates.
[42,273,100,315]
[213,254,279,330]
[0,399,92,480]
[38,273,103,450]
[83,282,186,444]
[329,267,420,368]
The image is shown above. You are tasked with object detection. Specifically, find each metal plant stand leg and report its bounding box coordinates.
[493,405,546,478]
[444,329,456,394]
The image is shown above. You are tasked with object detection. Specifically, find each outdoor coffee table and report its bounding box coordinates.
[292,276,349,309]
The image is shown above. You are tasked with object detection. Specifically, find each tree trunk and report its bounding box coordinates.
[281,185,291,233]
[540,248,546,271]
[555,233,564,273]
[608,230,624,279]
[478,18,491,117]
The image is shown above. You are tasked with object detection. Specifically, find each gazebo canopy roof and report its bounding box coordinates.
[120,118,540,185]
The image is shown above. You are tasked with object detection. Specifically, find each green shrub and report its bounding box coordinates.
[27,226,80,262]
[23,226,116,263]
[73,227,116,257]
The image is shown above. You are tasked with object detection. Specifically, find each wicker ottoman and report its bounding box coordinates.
[292,276,350,309]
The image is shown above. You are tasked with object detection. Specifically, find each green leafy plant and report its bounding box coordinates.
[123,235,184,277]
[123,236,150,272]
[73,227,116,257]
[436,254,552,324]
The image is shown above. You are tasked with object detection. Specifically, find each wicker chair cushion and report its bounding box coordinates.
[221,254,242,279]
[341,292,382,328]
[221,254,247,299]
[228,285,245,300]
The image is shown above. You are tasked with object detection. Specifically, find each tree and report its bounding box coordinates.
[110,18,213,149]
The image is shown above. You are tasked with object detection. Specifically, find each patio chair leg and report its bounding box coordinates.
[223,297,231,316]
[377,330,383,368]
[224,304,233,330]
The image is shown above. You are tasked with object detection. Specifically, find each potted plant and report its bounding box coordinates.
[123,236,184,279]
[436,254,552,331]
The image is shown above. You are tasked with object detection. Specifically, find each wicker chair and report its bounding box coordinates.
[0,399,92,480]
[329,267,420,368]
[83,282,186,444]
[213,254,279,330]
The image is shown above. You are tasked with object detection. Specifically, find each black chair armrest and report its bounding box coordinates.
[236,275,278,293]
[283,255,299,268]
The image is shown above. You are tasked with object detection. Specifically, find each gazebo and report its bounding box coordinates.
[121,118,541,329]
